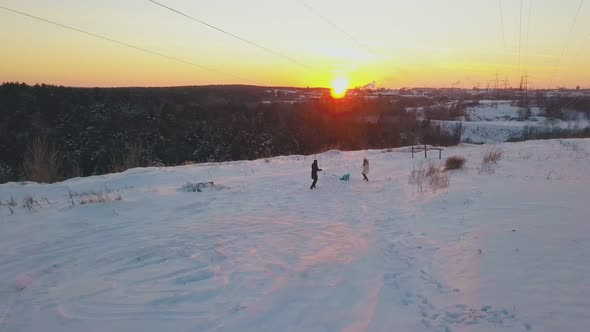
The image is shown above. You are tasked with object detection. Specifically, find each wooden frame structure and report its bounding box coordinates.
[411,144,444,159]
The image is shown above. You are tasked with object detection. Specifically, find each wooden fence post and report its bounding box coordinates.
[424,144,427,158]
[411,145,414,158]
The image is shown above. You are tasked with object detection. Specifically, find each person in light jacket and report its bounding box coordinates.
[362,158,369,181]
[310,160,322,189]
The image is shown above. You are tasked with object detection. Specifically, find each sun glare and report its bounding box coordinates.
[330,78,349,99]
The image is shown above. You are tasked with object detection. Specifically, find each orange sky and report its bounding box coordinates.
[1,0,590,89]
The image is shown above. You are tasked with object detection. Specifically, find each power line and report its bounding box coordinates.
[498,0,507,48]
[559,33,590,86]
[518,0,523,73]
[148,0,315,71]
[567,0,585,38]
[294,0,374,55]
[549,0,585,87]
[565,95,587,109]
[0,4,262,85]
[556,93,587,113]
[524,0,533,69]
[559,0,585,60]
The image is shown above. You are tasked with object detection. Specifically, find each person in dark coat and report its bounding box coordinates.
[310,160,322,189]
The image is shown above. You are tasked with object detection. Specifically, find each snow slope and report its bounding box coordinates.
[466,101,544,122]
[1,139,590,332]
[439,101,589,143]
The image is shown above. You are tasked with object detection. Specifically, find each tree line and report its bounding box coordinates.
[0,83,460,183]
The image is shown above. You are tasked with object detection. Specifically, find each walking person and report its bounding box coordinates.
[310,160,322,189]
[362,158,369,181]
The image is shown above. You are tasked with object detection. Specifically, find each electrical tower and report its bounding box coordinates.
[500,77,509,92]
[488,72,499,108]
[519,73,529,107]
[518,73,532,119]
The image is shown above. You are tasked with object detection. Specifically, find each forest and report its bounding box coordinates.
[0,83,460,183]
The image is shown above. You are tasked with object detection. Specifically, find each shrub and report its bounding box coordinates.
[429,168,450,190]
[181,181,230,192]
[425,162,440,177]
[64,161,83,179]
[21,195,38,211]
[482,148,503,164]
[409,161,450,192]
[22,137,64,183]
[445,155,466,170]
[477,162,495,175]
[65,189,123,206]
[78,191,122,205]
[1,197,16,215]
[111,143,145,173]
[478,148,504,174]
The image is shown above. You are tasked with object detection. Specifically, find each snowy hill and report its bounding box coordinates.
[437,101,590,143]
[1,139,590,332]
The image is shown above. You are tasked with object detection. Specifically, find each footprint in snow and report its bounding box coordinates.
[422,304,517,331]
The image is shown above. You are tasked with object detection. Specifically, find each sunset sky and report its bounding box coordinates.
[1,0,589,89]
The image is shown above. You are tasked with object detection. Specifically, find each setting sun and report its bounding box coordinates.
[330,78,349,99]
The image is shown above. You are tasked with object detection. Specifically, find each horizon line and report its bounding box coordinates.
[3,81,589,91]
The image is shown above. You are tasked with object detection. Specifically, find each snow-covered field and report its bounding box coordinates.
[439,101,589,143]
[466,101,545,122]
[1,139,590,332]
